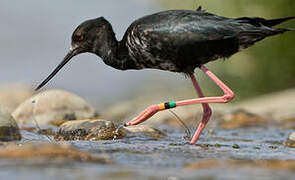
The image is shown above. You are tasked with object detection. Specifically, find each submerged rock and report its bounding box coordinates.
[0,108,21,141]
[55,119,117,141]
[12,89,98,126]
[119,125,166,139]
[0,143,111,163]
[219,109,266,129]
[283,132,295,148]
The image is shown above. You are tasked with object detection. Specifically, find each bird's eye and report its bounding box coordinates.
[74,35,84,41]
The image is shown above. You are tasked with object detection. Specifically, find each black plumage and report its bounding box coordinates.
[36,8,294,90]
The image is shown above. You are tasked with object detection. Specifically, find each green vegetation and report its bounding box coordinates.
[156,0,295,101]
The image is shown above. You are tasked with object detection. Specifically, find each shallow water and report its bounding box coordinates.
[0,127,294,180]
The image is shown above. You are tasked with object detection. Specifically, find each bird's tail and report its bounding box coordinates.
[236,16,294,50]
[236,16,295,29]
[260,16,295,27]
[236,16,295,35]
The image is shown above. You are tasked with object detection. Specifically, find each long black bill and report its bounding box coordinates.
[35,49,81,91]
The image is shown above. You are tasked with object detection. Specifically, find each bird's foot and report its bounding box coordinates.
[125,105,159,126]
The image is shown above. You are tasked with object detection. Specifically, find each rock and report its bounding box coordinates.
[0,84,34,113]
[0,142,111,163]
[119,125,166,139]
[283,132,295,148]
[219,109,266,129]
[12,89,98,126]
[55,119,165,141]
[55,119,117,141]
[0,107,21,141]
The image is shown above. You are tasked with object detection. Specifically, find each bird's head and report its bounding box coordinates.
[71,17,116,56]
[35,17,115,90]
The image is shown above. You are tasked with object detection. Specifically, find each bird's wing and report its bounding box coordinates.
[133,10,239,46]
[121,10,243,69]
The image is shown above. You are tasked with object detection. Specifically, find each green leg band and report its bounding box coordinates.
[169,101,176,108]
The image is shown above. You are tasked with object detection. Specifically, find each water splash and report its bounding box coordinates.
[113,124,125,141]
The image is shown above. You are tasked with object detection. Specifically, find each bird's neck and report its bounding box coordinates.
[93,30,136,70]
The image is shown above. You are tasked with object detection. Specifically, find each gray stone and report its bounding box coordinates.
[0,107,21,141]
[12,89,98,126]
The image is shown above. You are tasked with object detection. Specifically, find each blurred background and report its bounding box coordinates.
[0,0,294,109]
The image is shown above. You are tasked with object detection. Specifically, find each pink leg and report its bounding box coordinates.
[189,73,212,144]
[125,65,234,144]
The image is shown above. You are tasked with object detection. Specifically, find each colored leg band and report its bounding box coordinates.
[158,101,176,110]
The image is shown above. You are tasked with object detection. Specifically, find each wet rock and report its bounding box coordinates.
[0,143,111,163]
[0,108,21,141]
[55,119,117,141]
[119,125,166,139]
[12,89,98,126]
[219,109,266,129]
[0,84,34,113]
[283,132,295,148]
